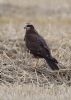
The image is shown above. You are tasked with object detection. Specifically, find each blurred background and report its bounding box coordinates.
[0,0,71,36]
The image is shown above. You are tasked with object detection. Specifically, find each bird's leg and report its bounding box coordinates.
[33,58,40,69]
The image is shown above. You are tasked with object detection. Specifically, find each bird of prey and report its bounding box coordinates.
[24,24,59,70]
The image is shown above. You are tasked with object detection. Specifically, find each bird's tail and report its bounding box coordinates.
[45,57,59,70]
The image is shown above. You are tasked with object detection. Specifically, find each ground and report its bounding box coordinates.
[0,0,71,100]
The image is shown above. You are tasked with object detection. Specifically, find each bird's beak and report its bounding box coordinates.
[24,26,26,29]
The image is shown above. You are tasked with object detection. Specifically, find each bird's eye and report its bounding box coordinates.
[26,26,30,30]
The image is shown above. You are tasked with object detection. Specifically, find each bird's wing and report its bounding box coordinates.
[26,33,51,57]
[36,35,51,56]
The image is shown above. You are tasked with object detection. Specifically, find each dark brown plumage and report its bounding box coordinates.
[24,24,59,70]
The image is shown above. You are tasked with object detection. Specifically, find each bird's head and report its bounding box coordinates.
[24,24,35,31]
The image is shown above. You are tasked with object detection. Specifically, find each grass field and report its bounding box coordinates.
[0,0,71,100]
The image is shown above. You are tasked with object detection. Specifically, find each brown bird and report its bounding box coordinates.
[24,24,59,70]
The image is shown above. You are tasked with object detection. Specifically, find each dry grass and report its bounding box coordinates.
[0,84,71,100]
[0,23,71,85]
[0,23,71,100]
